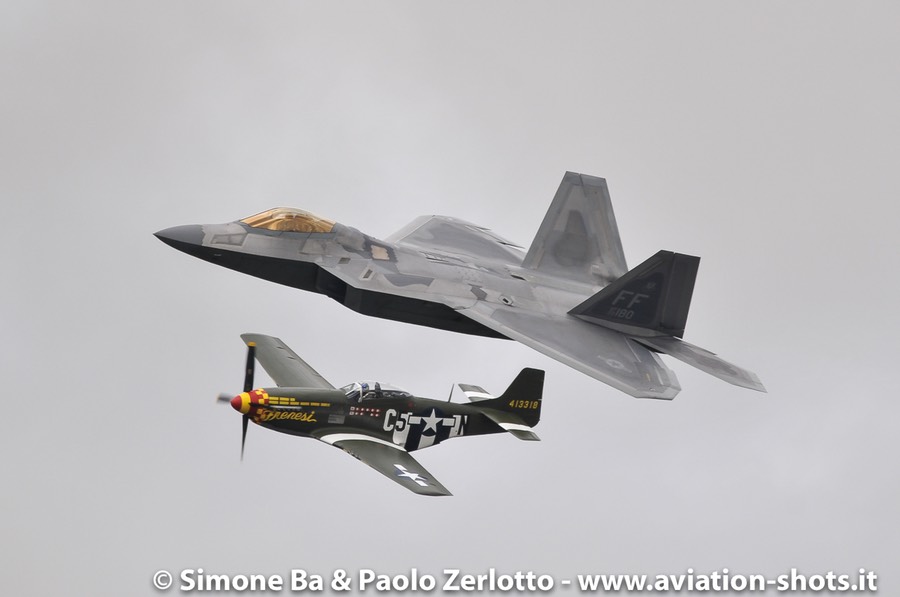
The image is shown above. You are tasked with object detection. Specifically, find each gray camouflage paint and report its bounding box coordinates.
[157,172,765,399]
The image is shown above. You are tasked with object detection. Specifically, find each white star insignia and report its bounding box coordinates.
[420,409,442,434]
[394,464,428,487]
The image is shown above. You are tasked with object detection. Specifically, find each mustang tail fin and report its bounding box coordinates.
[569,250,699,339]
[462,368,544,440]
[522,172,628,284]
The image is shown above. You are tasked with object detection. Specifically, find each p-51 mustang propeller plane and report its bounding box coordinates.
[158,172,764,399]
[223,333,544,496]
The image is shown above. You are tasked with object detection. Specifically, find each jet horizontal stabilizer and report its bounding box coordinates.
[633,336,767,393]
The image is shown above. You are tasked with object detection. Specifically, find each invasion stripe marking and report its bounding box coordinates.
[464,391,493,400]
[499,422,531,432]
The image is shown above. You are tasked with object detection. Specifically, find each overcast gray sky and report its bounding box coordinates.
[3,2,899,595]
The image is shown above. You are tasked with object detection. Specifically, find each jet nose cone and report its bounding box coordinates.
[154,224,204,249]
[231,394,246,413]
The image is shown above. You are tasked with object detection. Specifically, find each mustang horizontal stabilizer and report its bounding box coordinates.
[240,333,335,389]
[462,368,544,440]
[458,384,494,402]
[522,172,628,284]
[633,336,767,393]
[569,250,699,339]
[317,434,452,496]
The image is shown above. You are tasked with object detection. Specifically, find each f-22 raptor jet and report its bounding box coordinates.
[157,172,764,399]
[224,333,543,496]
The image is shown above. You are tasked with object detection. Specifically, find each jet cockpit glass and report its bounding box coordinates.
[340,381,413,403]
[240,208,335,233]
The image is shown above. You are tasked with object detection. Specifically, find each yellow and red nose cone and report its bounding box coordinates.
[230,393,249,413]
[230,389,268,414]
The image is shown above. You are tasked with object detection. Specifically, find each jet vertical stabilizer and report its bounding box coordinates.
[522,172,628,284]
[568,250,699,339]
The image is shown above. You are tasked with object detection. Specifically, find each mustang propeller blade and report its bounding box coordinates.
[240,342,256,460]
[243,342,255,393]
[241,414,249,461]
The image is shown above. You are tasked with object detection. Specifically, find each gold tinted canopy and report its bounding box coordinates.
[241,208,335,233]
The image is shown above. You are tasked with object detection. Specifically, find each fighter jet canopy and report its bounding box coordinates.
[241,208,335,233]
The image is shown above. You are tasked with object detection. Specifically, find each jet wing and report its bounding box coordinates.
[460,304,681,400]
[386,215,526,264]
[240,333,335,389]
[316,433,452,496]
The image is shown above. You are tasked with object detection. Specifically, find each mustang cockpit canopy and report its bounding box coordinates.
[241,208,335,233]
[341,381,413,403]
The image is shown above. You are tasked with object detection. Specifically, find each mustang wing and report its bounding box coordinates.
[240,333,335,389]
[386,215,525,264]
[460,304,681,400]
[316,433,452,496]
